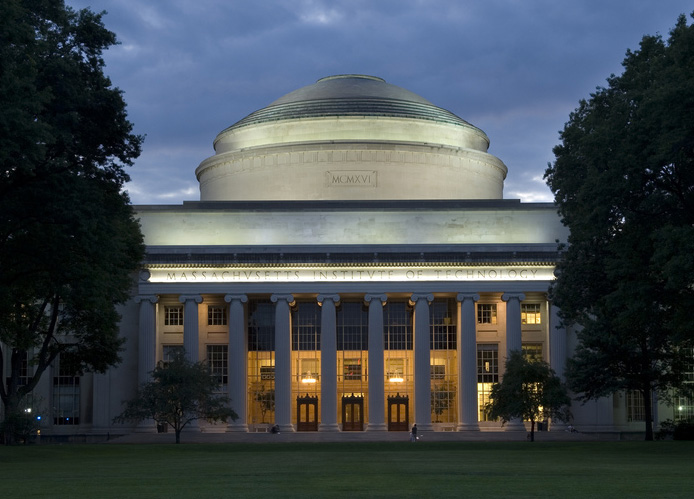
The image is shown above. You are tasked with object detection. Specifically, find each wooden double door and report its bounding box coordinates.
[387,394,409,431]
[342,394,364,431]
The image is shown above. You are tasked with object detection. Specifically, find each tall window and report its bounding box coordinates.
[675,348,694,421]
[292,302,320,390]
[430,299,457,423]
[477,344,498,421]
[248,299,275,425]
[477,304,497,325]
[384,302,412,350]
[207,306,227,326]
[165,306,184,326]
[521,303,542,325]
[627,390,645,422]
[207,345,228,387]
[337,302,368,389]
[53,358,80,425]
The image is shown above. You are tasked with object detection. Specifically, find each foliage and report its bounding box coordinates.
[254,384,275,423]
[0,0,144,443]
[114,349,238,443]
[544,13,694,441]
[486,351,571,441]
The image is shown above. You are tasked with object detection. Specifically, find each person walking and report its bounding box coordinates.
[410,424,418,442]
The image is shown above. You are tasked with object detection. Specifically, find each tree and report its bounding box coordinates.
[486,351,571,442]
[431,383,455,423]
[114,350,238,443]
[0,1,144,443]
[254,384,275,423]
[544,14,694,441]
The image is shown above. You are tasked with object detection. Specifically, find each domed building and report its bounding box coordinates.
[37,75,634,439]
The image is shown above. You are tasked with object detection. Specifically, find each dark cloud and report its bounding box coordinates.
[67,0,693,204]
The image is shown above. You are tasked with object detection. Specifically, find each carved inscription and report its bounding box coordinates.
[326,170,377,187]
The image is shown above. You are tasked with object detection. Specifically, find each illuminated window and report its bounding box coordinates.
[343,359,362,380]
[207,306,227,326]
[477,344,498,421]
[477,304,497,325]
[387,358,405,382]
[522,343,543,362]
[207,345,228,386]
[165,306,184,326]
[430,364,446,380]
[521,303,542,325]
[300,359,319,383]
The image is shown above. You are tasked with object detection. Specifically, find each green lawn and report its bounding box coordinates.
[1,442,692,498]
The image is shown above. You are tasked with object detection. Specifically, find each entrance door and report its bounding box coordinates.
[296,394,318,431]
[342,394,364,431]
[387,393,409,431]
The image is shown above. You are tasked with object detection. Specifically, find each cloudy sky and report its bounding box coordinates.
[67,0,692,205]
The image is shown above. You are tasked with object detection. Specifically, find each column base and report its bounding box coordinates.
[504,419,526,432]
[366,422,388,431]
[278,423,295,433]
[457,423,480,431]
[135,420,158,433]
[415,423,433,432]
[319,423,340,432]
[226,423,249,432]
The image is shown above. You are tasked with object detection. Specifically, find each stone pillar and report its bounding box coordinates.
[549,303,567,381]
[272,294,295,432]
[549,302,568,431]
[180,295,202,431]
[457,293,480,431]
[179,295,203,362]
[135,295,159,385]
[135,295,158,433]
[318,294,340,431]
[225,294,248,432]
[365,294,387,431]
[501,292,526,432]
[411,293,434,431]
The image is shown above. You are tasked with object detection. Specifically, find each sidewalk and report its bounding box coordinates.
[108,428,599,444]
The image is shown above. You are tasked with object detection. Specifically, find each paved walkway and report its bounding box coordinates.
[109,428,601,444]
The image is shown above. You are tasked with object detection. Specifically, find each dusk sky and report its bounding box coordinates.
[67,1,693,206]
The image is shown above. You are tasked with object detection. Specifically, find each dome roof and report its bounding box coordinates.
[224,74,478,132]
[198,74,507,202]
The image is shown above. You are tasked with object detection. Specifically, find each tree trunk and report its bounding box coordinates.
[175,428,181,444]
[643,386,653,441]
[530,419,535,442]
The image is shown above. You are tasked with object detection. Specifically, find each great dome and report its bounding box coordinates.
[196,75,508,201]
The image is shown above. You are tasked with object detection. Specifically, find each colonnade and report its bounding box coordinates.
[136,291,565,432]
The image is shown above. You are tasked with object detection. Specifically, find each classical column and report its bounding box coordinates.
[225,294,248,432]
[549,303,567,381]
[501,293,525,356]
[179,295,202,431]
[135,295,159,386]
[318,294,340,432]
[411,293,434,431]
[179,295,203,362]
[549,302,568,431]
[134,295,158,433]
[365,294,387,431]
[457,293,480,431]
[501,292,526,432]
[272,294,295,432]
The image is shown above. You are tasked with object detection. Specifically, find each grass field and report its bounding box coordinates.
[1,441,693,498]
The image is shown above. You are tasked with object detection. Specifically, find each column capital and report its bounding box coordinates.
[501,292,526,303]
[364,293,387,306]
[179,294,203,304]
[224,294,248,304]
[317,294,340,305]
[271,293,295,305]
[456,293,480,303]
[409,293,434,306]
[135,295,159,304]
